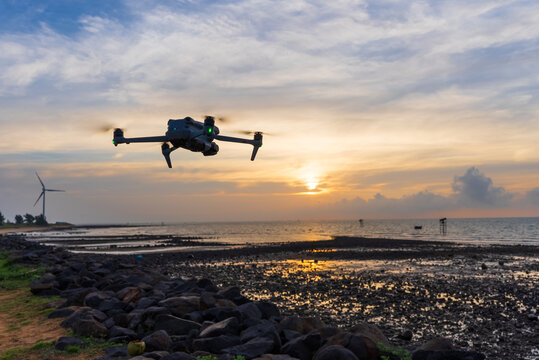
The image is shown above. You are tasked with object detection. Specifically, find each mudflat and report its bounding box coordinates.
[124,236,539,359]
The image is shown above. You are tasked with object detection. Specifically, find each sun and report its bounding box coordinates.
[305,177,319,191]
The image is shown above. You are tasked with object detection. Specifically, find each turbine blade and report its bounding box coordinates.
[35,171,44,188]
[45,189,65,192]
[33,191,44,207]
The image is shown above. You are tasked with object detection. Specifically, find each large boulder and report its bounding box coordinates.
[223,337,275,359]
[192,335,241,354]
[256,301,280,320]
[117,286,143,303]
[241,320,281,353]
[281,332,323,360]
[236,302,263,321]
[72,318,108,338]
[313,345,360,360]
[161,352,196,360]
[142,330,173,352]
[84,291,111,308]
[199,317,240,338]
[154,314,201,336]
[109,325,137,339]
[350,323,389,346]
[280,316,325,335]
[325,333,379,360]
[159,296,200,316]
[55,336,84,351]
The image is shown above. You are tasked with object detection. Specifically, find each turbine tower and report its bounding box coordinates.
[34,172,65,222]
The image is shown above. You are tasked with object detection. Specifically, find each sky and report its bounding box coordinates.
[0,0,538,224]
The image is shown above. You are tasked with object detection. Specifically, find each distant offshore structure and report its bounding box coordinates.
[440,217,448,234]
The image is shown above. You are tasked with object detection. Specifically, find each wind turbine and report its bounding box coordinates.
[34,172,65,222]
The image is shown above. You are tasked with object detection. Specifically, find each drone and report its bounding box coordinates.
[112,116,263,168]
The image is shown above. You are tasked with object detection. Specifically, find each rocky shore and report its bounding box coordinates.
[1,234,536,359]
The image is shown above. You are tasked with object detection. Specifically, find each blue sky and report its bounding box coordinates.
[0,0,538,223]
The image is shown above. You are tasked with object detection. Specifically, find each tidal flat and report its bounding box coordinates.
[139,237,539,360]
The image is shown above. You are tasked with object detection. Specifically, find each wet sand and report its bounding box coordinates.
[124,236,539,360]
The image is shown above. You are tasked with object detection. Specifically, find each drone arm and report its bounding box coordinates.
[114,136,168,145]
[214,135,257,145]
[214,134,263,161]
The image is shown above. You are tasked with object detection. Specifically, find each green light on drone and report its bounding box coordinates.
[208,127,213,134]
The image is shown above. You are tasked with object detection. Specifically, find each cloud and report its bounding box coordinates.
[452,166,512,207]
[524,188,539,207]
[326,167,515,218]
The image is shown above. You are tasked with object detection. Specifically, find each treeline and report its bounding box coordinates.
[0,211,47,226]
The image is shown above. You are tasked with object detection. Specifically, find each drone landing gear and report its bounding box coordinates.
[161,142,178,168]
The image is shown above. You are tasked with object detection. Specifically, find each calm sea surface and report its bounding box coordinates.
[27,217,539,246]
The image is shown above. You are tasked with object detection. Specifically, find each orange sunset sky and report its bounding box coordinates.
[1,1,538,223]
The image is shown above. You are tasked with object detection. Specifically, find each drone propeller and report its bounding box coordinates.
[236,130,275,136]
[93,123,124,134]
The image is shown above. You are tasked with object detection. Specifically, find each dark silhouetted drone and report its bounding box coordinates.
[112,116,263,168]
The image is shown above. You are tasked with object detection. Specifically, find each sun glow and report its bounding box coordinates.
[305,177,319,191]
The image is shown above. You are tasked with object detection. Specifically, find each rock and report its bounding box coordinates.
[256,301,281,319]
[142,330,173,352]
[241,320,281,352]
[218,286,242,300]
[203,307,241,322]
[29,278,55,294]
[138,297,159,309]
[98,297,125,313]
[48,306,78,319]
[161,352,196,360]
[280,316,325,335]
[141,350,170,359]
[253,356,300,360]
[281,332,323,360]
[117,286,143,303]
[223,337,275,359]
[84,291,111,308]
[216,299,238,308]
[350,322,389,346]
[313,345,359,360]
[159,296,200,316]
[106,345,129,357]
[199,317,240,338]
[282,329,301,343]
[192,335,241,353]
[527,313,538,321]
[155,314,201,336]
[55,336,84,351]
[411,350,486,360]
[398,329,413,341]
[417,337,455,351]
[109,325,137,339]
[481,263,488,270]
[200,293,216,310]
[325,333,379,360]
[197,278,218,292]
[236,302,263,321]
[72,318,108,338]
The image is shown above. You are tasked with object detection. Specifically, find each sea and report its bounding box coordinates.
[24,217,539,246]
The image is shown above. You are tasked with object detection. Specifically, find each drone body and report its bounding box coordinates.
[113,116,263,168]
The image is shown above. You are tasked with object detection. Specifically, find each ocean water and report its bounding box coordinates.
[26,217,539,246]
